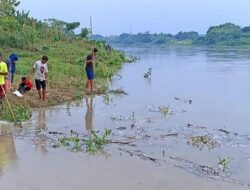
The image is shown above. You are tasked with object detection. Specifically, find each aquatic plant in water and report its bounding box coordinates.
[159,106,169,117]
[125,55,139,63]
[86,129,112,153]
[53,136,82,152]
[52,129,112,153]
[187,135,219,151]
[218,157,231,171]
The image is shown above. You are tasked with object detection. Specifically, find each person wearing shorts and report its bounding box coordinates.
[85,48,98,91]
[33,56,49,101]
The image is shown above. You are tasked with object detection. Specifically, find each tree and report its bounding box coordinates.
[0,0,20,17]
[174,31,199,40]
[242,27,250,33]
[45,18,66,31]
[65,22,80,31]
[80,28,90,38]
[204,23,242,45]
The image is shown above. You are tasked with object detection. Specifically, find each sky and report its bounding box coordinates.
[18,0,250,36]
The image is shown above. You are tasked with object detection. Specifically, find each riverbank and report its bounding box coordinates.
[0,40,126,122]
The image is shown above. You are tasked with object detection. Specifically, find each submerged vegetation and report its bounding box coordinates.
[52,129,112,153]
[159,106,169,117]
[0,0,125,122]
[187,135,219,151]
[53,136,82,152]
[86,129,112,153]
[218,157,231,171]
[92,23,250,46]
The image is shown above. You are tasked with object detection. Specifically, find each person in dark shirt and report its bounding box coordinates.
[85,48,98,91]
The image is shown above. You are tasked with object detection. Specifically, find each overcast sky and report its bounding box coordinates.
[19,0,250,36]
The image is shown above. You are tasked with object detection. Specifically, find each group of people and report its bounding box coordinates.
[0,53,49,102]
[0,47,98,104]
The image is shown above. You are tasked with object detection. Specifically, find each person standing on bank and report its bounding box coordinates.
[33,56,49,101]
[85,48,98,92]
[0,53,8,100]
[6,53,19,84]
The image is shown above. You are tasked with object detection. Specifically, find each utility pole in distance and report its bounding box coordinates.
[90,16,93,36]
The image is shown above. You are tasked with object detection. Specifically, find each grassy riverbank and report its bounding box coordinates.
[0,39,125,122]
[0,40,125,122]
[0,1,126,122]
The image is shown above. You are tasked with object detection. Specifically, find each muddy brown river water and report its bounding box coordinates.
[1,46,250,189]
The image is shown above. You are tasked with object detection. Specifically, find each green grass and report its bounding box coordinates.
[0,39,125,122]
[0,102,31,122]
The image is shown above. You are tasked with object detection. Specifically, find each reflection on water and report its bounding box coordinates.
[0,126,16,176]
[34,108,48,154]
[84,96,94,131]
[36,108,47,130]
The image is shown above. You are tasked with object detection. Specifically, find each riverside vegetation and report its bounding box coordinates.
[0,0,125,122]
[92,23,250,46]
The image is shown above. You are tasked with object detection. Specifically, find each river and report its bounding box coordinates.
[0,46,250,189]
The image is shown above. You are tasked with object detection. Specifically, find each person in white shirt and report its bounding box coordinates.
[33,56,49,101]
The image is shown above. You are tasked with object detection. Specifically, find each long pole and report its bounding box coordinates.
[1,85,16,122]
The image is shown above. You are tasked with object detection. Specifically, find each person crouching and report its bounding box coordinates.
[18,77,32,94]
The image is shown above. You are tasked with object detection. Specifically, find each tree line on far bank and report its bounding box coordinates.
[91,23,250,46]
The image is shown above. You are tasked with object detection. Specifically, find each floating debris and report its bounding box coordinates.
[174,97,192,104]
[160,133,178,138]
[218,129,230,135]
[148,105,176,116]
[48,131,64,135]
[115,126,127,130]
[110,113,150,125]
[108,88,128,96]
[131,123,135,129]
[125,55,140,63]
[119,148,157,162]
[144,68,152,79]
[187,135,220,151]
[70,130,79,136]
[111,115,123,122]
[170,156,219,177]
